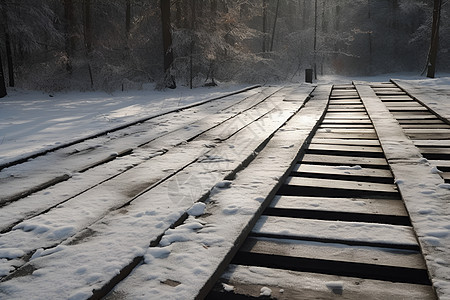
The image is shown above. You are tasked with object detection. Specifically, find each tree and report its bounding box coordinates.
[160,0,175,88]
[427,0,442,78]
[0,1,14,87]
[0,51,6,97]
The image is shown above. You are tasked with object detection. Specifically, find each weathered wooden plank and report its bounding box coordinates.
[285,177,397,193]
[313,132,378,139]
[211,265,436,300]
[307,143,382,153]
[399,119,445,124]
[329,100,362,105]
[317,128,376,134]
[311,138,380,146]
[269,195,407,216]
[413,140,450,147]
[293,163,390,178]
[403,124,450,129]
[240,237,427,269]
[320,124,374,128]
[384,102,425,107]
[301,154,387,166]
[252,216,418,248]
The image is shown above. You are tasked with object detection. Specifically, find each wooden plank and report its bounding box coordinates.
[325,112,368,118]
[413,140,450,147]
[212,265,436,300]
[313,132,378,139]
[252,216,418,248]
[285,177,397,193]
[240,237,427,269]
[402,124,450,129]
[384,102,424,107]
[321,119,373,125]
[418,147,450,154]
[320,124,374,128]
[406,133,450,140]
[293,163,390,178]
[399,119,444,124]
[269,195,407,216]
[307,143,382,152]
[329,95,361,100]
[310,138,381,146]
[301,154,387,166]
[317,128,376,134]
[329,100,362,105]
[333,84,355,89]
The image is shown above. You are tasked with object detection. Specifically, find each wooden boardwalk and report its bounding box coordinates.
[0,82,449,300]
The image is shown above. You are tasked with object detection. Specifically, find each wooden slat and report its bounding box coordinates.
[212,265,436,300]
[311,138,380,146]
[240,237,426,269]
[313,132,378,139]
[285,177,397,193]
[402,124,450,129]
[317,128,376,134]
[269,196,407,216]
[301,154,387,166]
[321,119,372,124]
[413,140,450,147]
[252,216,418,248]
[293,163,390,178]
[320,124,374,128]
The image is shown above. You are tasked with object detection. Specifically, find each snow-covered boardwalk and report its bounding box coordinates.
[0,81,449,299]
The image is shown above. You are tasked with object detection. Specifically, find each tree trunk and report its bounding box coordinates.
[314,0,317,79]
[427,0,442,78]
[189,0,196,89]
[262,0,267,52]
[0,51,6,98]
[126,0,131,36]
[1,4,14,87]
[84,0,94,88]
[64,0,75,73]
[161,0,176,88]
[270,0,280,52]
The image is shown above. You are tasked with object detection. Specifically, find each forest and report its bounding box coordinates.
[0,0,448,95]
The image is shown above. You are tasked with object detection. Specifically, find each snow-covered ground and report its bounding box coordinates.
[0,74,449,299]
[0,83,254,166]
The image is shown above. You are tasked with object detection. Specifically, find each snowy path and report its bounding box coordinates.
[0,81,449,299]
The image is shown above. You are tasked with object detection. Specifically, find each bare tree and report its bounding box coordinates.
[160,0,176,88]
[1,2,14,87]
[0,51,6,97]
[427,0,442,78]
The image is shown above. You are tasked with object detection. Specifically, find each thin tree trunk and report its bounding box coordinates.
[314,0,317,79]
[161,0,176,88]
[189,0,196,89]
[0,51,6,98]
[1,4,14,87]
[427,0,442,78]
[270,0,280,52]
[64,0,75,73]
[84,0,94,88]
[126,0,131,36]
[262,0,267,52]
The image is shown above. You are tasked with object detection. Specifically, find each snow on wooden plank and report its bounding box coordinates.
[307,143,383,153]
[393,79,450,123]
[251,216,418,248]
[311,138,380,146]
[301,154,387,166]
[0,89,266,204]
[292,164,391,178]
[0,85,318,299]
[357,83,450,299]
[212,265,436,300]
[269,196,408,216]
[89,85,331,300]
[285,177,398,193]
[240,236,427,269]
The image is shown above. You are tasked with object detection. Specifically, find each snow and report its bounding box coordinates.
[0,75,450,299]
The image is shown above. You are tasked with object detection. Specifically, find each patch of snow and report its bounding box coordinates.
[187,202,206,217]
[260,286,272,296]
[222,283,234,292]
